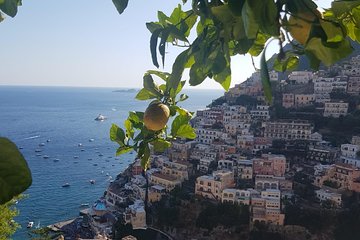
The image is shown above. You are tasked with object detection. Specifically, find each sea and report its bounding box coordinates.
[0,86,222,239]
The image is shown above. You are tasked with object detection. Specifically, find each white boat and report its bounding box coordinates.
[89,138,95,142]
[80,203,89,207]
[53,158,60,162]
[74,156,79,159]
[39,143,45,147]
[43,155,49,159]
[62,183,70,188]
[90,180,95,184]
[27,221,34,228]
[94,114,107,121]
[35,149,42,153]
[78,143,83,147]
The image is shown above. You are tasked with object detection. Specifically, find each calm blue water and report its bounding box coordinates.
[0,86,222,239]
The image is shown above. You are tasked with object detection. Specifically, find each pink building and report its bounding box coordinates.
[253,154,286,177]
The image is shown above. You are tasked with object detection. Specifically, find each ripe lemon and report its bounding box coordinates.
[288,11,317,45]
[144,102,170,131]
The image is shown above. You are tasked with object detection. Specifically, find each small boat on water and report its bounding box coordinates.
[74,156,79,159]
[89,138,94,142]
[46,139,51,142]
[80,203,89,207]
[43,155,49,159]
[35,149,42,153]
[80,149,85,152]
[27,221,34,228]
[78,143,82,147]
[19,147,23,150]
[95,114,107,121]
[90,180,95,184]
[39,143,45,147]
[53,158,60,162]
[62,183,70,188]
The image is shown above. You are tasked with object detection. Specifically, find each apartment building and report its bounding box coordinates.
[222,188,251,205]
[323,101,349,118]
[306,146,338,163]
[314,163,360,192]
[315,189,342,207]
[282,93,295,108]
[294,94,315,107]
[237,160,253,180]
[250,189,285,225]
[288,71,314,84]
[250,105,270,120]
[123,200,146,229]
[347,76,360,95]
[149,173,181,192]
[252,154,286,177]
[255,175,293,192]
[263,120,313,140]
[195,170,234,200]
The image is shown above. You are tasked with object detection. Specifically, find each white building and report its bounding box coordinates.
[315,189,342,207]
[250,105,270,120]
[221,188,251,205]
[323,101,349,118]
[341,144,360,158]
[123,200,146,229]
[314,77,334,103]
[288,71,314,84]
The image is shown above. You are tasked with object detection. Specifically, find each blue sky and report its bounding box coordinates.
[0,0,332,89]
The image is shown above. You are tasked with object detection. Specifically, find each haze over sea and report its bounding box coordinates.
[0,86,222,239]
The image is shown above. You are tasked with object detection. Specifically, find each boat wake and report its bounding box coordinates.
[24,135,40,140]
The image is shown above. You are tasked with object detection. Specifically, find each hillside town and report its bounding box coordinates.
[49,55,360,240]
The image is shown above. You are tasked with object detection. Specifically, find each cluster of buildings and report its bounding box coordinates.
[82,55,360,237]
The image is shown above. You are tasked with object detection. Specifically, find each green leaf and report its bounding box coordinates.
[135,88,158,101]
[214,64,231,91]
[129,111,144,123]
[176,124,196,139]
[241,0,259,39]
[273,53,299,72]
[167,49,192,92]
[112,0,129,15]
[260,49,272,103]
[228,0,245,16]
[143,74,163,97]
[147,70,170,81]
[151,139,171,153]
[305,37,353,66]
[0,137,32,204]
[0,0,19,17]
[173,105,191,116]
[248,32,270,56]
[110,124,126,146]
[150,28,162,68]
[170,80,186,98]
[116,146,133,156]
[159,28,170,67]
[171,114,191,136]
[140,142,151,171]
[320,20,344,43]
[124,119,134,138]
